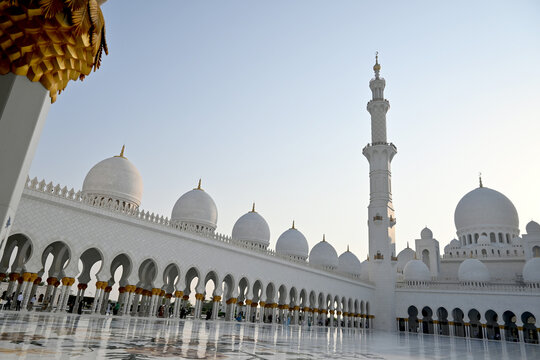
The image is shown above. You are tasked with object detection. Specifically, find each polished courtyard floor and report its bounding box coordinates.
[0,312,538,359]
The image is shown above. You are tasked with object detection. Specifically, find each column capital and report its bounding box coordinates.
[62,277,75,286]
[225,297,237,304]
[195,293,205,301]
[174,290,184,298]
[9,272,20,281]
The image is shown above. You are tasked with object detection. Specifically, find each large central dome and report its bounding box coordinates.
[454,186,519,233]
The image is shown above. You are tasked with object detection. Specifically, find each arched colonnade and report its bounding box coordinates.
[0,234,372,328]
[398,305,538,344]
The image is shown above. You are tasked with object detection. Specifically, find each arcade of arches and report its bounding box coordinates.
[398,305,539,344]
[0,234,372,329]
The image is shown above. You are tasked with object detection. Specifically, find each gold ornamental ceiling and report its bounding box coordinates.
[0,0,107,102]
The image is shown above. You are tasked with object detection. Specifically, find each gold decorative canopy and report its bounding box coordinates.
[0,0,108,102]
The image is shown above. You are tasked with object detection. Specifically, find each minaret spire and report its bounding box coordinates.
[373,51,381,78]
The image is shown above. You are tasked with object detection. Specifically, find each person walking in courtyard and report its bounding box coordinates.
[29,295,36,310]
[16,292,23,311]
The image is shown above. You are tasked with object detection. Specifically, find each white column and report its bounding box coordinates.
[0,74,51,250]
[124,291,134,316]
[91,288,102,313]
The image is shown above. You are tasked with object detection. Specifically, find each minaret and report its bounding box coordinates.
[362,53,397,332]
[363,53,397,261]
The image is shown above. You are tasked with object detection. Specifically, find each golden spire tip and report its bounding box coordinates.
[373,51,381,73]
[322,234,326,242]
[347,245,349,252]
[292,220,295,229]
[197,179,202,190]
[479,172,483,188]
[115,145,126,158]
[251,203,256,212]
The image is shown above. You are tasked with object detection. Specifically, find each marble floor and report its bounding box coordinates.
[0,312,538,359]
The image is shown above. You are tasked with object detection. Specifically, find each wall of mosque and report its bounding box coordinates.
[6,182,374,310]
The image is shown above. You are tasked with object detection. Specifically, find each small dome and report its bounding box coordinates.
[449,239,461,248]
[403,260,431,282]
[454,187,519,232]
[512,236,522,245]
[82,148,143,207]
[397,247,416,270]
[478,234,490,245]
[523,258,540,283]
[309,236,339,270]
[171,181,218,231]
[420,227,433,239]
[458,259,490,283]
[232,205,270,248]
[275,223,309,260]
[338,248,362,276]
[526,221,540,234]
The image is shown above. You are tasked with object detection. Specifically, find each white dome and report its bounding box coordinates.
[526,221,540,234]
[458,259,490,283]
[454,187,519,232]
[512,236,522,245]
[397,247,416,270]
[449,239,461,248]
[338,249,362,276]
[232,206,270,247]
[82,150,143,207]
[275,224,309,260]
[522,257,540,283]
[171,182,218,230]
[309,237,339,270]
[403,260,431,282]
[420,227,433,239]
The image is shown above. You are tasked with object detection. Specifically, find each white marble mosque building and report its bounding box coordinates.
[0,57,539,344]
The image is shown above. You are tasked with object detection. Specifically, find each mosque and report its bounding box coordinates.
[0,57,539,344]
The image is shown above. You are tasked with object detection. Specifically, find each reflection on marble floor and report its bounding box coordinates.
[0,313,538,359]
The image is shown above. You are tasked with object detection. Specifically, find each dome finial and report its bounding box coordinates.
[373,51,381,76]
[195,179,202,190]
[322,234,326,242]
[115,145,126,159]
[479,172,483,188]
[407,241,409,249]
[251,202,256,212]
[291,220,295,229]
[347,244,350,252]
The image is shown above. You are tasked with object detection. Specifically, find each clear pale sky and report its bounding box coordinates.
[29,0,540,261]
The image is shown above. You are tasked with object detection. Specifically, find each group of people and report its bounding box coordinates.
[0,291,37,311]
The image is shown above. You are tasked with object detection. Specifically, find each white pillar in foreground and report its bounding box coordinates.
[0,74,50,251]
